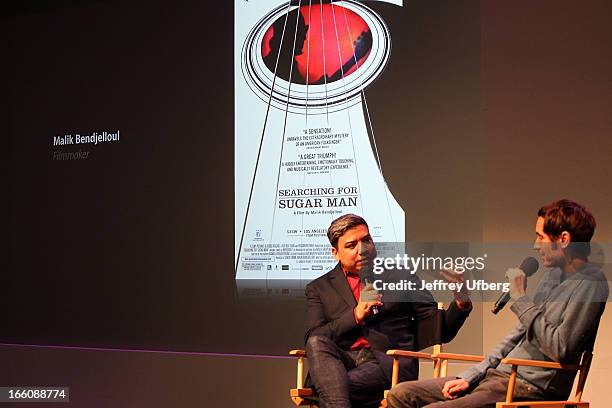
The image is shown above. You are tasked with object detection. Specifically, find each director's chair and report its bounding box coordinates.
[289,303,455,407]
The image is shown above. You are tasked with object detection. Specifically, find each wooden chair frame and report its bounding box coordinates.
[422,350,594,408]
[431,351,486,377]
[378,352,484,408]
[290,303,455,407]
[288,349,438,407]
[288,349,315,407]
[495,351,593,408]
[384,350,437,398]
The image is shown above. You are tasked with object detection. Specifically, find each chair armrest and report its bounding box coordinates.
[386,350,434,360]
[501,358,580,371]
[433,352,484,362]
[386,350,435,388]
[289,349,306,357]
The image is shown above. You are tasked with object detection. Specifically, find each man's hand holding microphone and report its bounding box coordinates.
[355,282,382,324]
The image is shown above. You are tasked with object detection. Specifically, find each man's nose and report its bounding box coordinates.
[533,240,541,250]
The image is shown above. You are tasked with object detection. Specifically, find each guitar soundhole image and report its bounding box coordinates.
[261,3,372,85]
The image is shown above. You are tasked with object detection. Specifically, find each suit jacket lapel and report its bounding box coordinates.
[329,263,357,308]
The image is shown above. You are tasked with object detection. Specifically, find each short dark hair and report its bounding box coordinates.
[327,214,368,249]
[538,199,596,259]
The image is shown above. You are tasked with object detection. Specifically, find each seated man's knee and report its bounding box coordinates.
[387,382,418,407]
[305,335,335,354]
[386,390,401,407]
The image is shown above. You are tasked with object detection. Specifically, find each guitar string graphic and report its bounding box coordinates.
[305,0,312,127]
[319,1,330,123]
[270,0,304,270]
[331,1,364,218]
[300,0,314,280]
[341,0,398,243]
[235,5,291,275]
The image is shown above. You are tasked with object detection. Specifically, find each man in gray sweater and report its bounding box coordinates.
[387,199,609,407]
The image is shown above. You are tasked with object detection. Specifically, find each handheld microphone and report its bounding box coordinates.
[362,274,379,315]
[491,257,539,314]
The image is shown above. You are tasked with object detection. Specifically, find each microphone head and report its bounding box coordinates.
[519,257,539,277]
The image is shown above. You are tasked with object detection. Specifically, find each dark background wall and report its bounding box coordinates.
[2,0,612,407]
[2,0,480,355]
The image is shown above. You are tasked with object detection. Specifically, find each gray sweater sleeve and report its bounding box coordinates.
[510,278,608,363]
[458,324,526,385]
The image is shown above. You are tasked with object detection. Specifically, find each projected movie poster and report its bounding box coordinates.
[235,0,404,280]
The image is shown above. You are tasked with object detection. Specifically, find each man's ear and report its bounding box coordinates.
[331,246,340,261]
[559,231,571,248]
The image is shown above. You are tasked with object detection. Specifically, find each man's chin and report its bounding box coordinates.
[355,261,373,271]
[540,258,553,267]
